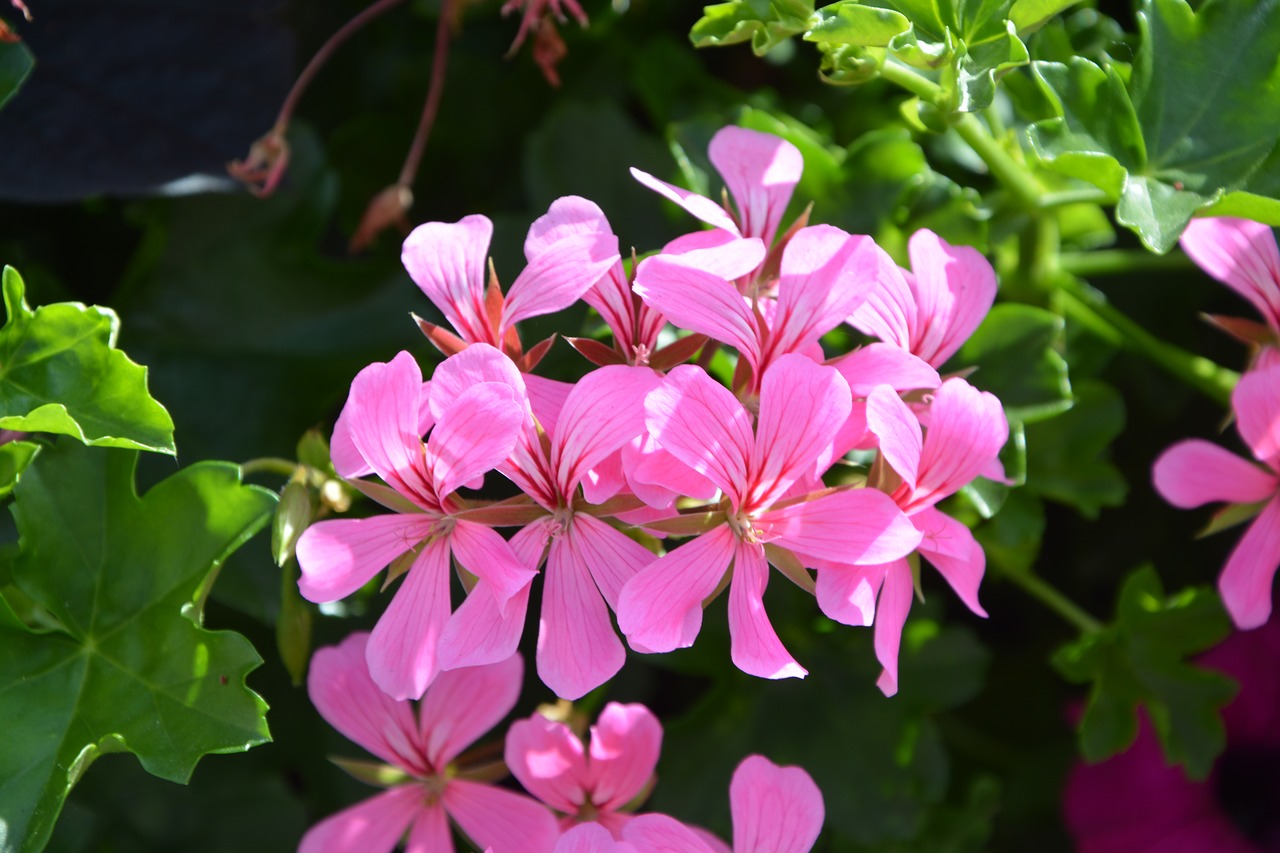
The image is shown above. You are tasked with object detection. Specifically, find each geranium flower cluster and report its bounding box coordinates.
[293,125,1010,848]
[1154,219,1280,630]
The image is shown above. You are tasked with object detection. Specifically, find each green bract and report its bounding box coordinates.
[0,267,174,454]
[0,442,276,853]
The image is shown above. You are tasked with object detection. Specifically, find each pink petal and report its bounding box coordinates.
[873,560,913,697]
[847,244,914,351]
[403,215,495,345]
[438,581,531,671]
[1219,496,1280,629]
[586,703,662,811]
[644,365,753,505]
[552,366,660,497]
[1233,364,1280,466]
[419,654,524,767]
[815,563,885,627]
[296,514,437,603]
[617,525,737,653]
[299,785,425,853]
[404,804,455,853]
[728,755,824,853]
[629,167,741,234]
[908,377,1008,511]
[570,513,655,610]
[444,779,561,853]
[622,814,718,853]
[367,538,454,700]
[768,228,873,358]
[502,231,621,336]
[659,233,768,281]
[428,343,527,423]
[708,125,804,245]
[538,535,627,699]
[449,520,537,610]
[1152,439,1277,509]
[344,351,437,505]
[834,344,940,397]
[307,633,427,774]
[748,355,852,508]
[330,400,374,479]
[526,374,574,439]
[427,383,525,498]
[557,823,636,853]
[758,489,922,566]
[864,385,922,490]
[1181,217,1280,332]
[905,230,997,366]
[625,436,719,507]
[505,713,589,813]
[913,507,987,617]
[525,195,613,258]
[728,540,807,679]
[632,257,761,371]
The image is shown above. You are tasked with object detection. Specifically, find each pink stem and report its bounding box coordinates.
[396,0,456,189]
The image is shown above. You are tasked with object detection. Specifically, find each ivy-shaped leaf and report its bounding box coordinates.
[0,267,175,454]
[0,39,33,111]
[952,303,1072,424]
[1024,379,1126,519]
[1053,566,1235,779]
[0,441,276,853]
[690,0,817,55]
[1029,0,1280,252]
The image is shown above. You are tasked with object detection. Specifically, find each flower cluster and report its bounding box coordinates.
[1154,219,1280,630]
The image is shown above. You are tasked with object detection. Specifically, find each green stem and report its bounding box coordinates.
[876,59,941,100]
[1036,187,1112,209]
[1059,249,1193,278]
[1057,278,1238,405]
[953,113,1042,208]
[1004,568,1103,634]
[241,457,300,478]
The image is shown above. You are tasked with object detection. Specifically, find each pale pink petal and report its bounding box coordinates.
[557,823,636,853]
[913,506,987,617]
[345,351,436,505]
[525,195,613,258]
[331,400,374,479]
[427,383,525,498]
[814,563,885,627]
[444,779,561,853]
[296,514,437,603]
[708,126,804,245]
[449,520,536,610]
[873,560,913,697]
[632,257,762,370]
[404,804,455,853]
[728,540,807,679]
[905,230,997,366]
[729,755,823,853]
[570,513,655,610]
[847,244,915,351]
[502,231,621,336]
[1181,217,1280,332]
[586,703,662,810]
[768,228,873,358]
[834,344,940,397]
[749,356,852,508]
[552,366,661,497]
[1219,496,1280,629]
[429,343,527,423]
[1233,364,1280,466]
[865,385,921,490]
[644,365,753,505]
[438,581,531,671]
[908,378,1008,511]
[367,538,454,700]
[757,489,922,566]
[617,525,737,653]
[1152,439,1277,509]
[526,374,574,440]
[403,215,495,345]
[622,814,717,853]
[299,785,424,853]
[659,234,768,281]
[581,448,628,505]
[629,167,741,235]
[505,713,590,813]
[307,633,427,774]
[538,535,627,699]
[625,436,719,507]
[419,653,524,767]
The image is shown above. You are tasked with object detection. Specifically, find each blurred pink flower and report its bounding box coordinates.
[1181,217,1280,359]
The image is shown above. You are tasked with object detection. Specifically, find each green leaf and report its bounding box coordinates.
[0,438,37,497]
[1029,0,1280,252]
[690,0,816,55]
[1008,0,1084,33]
[0,441,276,852]
[973,488,1045,574]
[1024,379,1127,518]
[806,2,909,46]
[0,267,174,454]
[0,39,33,111]
[953,303,1072,423]
[1053,565,1235,779]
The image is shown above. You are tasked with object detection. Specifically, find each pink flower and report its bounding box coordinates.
[296,348,535,699]
[1180,217,1280,358]
[1064,615,1280,852]
[299,634,559,853]
[617,355,922,679]
[505,703,663,836]
[1153,364,1280,629]
[848,229,997,368]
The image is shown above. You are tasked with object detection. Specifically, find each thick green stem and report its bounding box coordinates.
[1057,278,1238,405]
[1004,568,1103,635]
[1036,187,1112,209]
[1059,249,1193,278]
[241,457,301,479]
[876,59,941,100]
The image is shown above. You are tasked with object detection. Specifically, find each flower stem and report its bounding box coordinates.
[1059,249,1193,278]
[397,0,457,189]
[1003,568,1103,634]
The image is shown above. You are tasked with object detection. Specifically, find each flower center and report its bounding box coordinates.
[1216,745,1280,849]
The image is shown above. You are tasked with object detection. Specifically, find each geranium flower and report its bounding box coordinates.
[299,634,558,853]
[1180,217,1280,366]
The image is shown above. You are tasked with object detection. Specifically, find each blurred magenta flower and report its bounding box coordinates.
[1180,217,1280,363]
